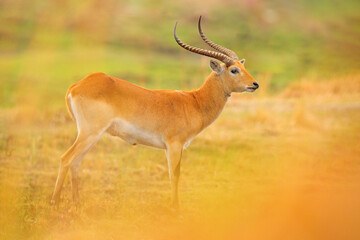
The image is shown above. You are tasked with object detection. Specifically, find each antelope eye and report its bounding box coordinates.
[230,68,238,74]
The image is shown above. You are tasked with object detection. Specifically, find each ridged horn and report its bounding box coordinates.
[174,22,235,67]
[198,16,239,60]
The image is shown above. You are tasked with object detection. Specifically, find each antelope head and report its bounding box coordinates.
[174,16,259,93]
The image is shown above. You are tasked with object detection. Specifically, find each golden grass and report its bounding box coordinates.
[1,74,360,239]
[280,73,360,98]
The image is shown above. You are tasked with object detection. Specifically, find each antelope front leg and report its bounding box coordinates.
[166,142,183,209]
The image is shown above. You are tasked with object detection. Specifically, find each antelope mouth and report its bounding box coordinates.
[246,87,258,92]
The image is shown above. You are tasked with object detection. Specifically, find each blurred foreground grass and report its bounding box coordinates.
[0,74,360,240]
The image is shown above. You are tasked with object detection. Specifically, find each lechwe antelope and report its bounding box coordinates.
[51,16,259,208]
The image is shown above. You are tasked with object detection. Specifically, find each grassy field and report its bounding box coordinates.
[1,74,360,239]
[1,0,360,239]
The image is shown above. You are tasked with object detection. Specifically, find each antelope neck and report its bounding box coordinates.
[193,73,230,128]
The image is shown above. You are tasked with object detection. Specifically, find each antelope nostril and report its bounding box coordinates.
[253,82,259,88]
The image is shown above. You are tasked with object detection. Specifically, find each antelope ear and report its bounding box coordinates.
[209,60,224,74]
[240,59,245,65]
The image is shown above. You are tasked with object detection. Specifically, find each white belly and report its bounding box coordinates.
[107,118,166,149]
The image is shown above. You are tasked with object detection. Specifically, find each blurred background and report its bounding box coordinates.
[1,0,359,109]
[0,0,360,239]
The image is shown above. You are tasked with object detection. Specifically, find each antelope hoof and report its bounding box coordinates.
[50,197,60,206]
[171,201,179,211]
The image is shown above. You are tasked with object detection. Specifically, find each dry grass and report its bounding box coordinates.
[1,74,360,239]
[280,74,360,98]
